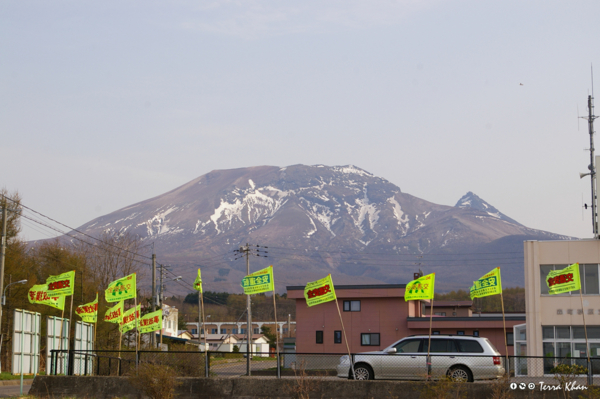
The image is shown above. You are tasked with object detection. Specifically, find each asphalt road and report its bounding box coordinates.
[0,382,32,398]
[212,359,278,378]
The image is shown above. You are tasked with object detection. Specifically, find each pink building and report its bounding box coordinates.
[287,284,524,356]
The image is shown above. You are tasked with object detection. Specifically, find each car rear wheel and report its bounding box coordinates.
[447,366,473,382]
[351,364,373,380]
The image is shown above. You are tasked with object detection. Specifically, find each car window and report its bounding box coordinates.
[447,339,458,353]
[483,338,499,353]
[422,339,451,353]
[456,339,484,353]
[394,339,421,353]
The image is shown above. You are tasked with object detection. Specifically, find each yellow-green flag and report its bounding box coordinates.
[105,273,136,302]
[547,263,581,295]
[404,273,435,301]
[46,270,76,297]
[76,293,98,323]
[304,274,336,307]
[119,304,141,333]
[241,265,275,295]
[138,309,162,334]
[470,268,502,299]
[104,301,124,323]
[194,269,203,293]
[28,284,65,310]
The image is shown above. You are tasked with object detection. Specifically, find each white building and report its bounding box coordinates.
[523,239,600,375]
[161,304,179,337]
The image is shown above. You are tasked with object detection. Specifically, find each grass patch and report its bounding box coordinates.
[0,372,37,380]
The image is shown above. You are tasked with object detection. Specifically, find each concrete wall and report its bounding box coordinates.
[29,376,572,399]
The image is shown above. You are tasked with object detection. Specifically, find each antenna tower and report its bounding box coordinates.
[581,71,599,238]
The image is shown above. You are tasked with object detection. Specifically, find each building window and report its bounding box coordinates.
[540,264,600,295]
[507,332,514,346]
[457,331,465,336]
[473,331,479,337]
[334,331,342,344]
[361,333,380,346]
[254,328,260,334]
[211,329,217,334]
[343,300,361,312]
[434,312,446,316]
[432,331,440,335]
[232,328,238,334]
[200,329,204,334]
[220,328,226,334]
[316,331,323,344]
[192,329,197,334]
[240,328,246,334]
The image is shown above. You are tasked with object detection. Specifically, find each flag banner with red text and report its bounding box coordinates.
[119,304,141,333]
[28,284,65,310]
[304,274,336,307]
[138,309,162,334]
[105,273,136,302]
[46,270,75,297]
[104,301,124,323]
[194,269,203,293]
[76,293,98,323]
[547,263,581,295]
[404,273,435,301]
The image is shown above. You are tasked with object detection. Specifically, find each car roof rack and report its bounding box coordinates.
[407,334,477,337]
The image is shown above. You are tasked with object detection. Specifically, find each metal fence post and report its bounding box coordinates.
[205,351,210,378]
[50,350,55,375]
[277,351,281,379]
[588,358,593,386]
[351,354,355,379]
[96,354,100,376]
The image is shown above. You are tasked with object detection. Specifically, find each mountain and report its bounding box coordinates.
[455,191,521,226]
[66,164,571,292]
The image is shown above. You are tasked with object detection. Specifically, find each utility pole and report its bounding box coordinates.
[151,253,156,348]
[287,314,291,338]
[0,207,7,372]
[159,264,165,348]
[233,243,269,376]
[240,244,252,376]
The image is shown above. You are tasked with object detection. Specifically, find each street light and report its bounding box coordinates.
[2,280,27,306]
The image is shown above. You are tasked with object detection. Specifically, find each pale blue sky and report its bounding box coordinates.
[2,0,600,241]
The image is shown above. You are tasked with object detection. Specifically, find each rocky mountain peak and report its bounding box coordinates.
[454,191,521,226]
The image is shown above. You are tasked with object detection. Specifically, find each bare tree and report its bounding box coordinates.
[75,231,147,290]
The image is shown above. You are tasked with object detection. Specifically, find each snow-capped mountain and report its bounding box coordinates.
[455,191,521,226]
[69,165,571,292]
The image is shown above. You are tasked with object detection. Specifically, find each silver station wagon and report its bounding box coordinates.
[337,335,505,382]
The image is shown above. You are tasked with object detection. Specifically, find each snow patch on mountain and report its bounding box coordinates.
[209,186,288,234]
[305,216,317,238]
[331,165,373,177]
[138,206,180,236]
[387,197,409,236]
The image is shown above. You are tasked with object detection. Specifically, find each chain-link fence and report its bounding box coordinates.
[48,350,600,385]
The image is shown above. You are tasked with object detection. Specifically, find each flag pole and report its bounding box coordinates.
[200,291,208,376]
[579,287,591,370]
[334,296,355,378]
[68,293,74,374]
[272,291,280,377]
[58,308,65,373]
[94,293,98,351]
[427,296,434,381]
[500,289,509,375]
[134,297,139,371]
